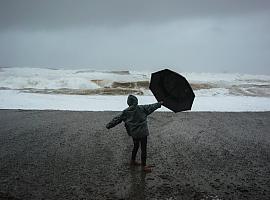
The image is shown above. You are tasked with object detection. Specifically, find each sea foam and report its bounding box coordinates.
[0,67,270,97]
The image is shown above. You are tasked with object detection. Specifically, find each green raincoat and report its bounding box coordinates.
[106,95,162,138]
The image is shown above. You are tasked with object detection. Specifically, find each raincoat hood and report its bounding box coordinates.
[127,95,138,106]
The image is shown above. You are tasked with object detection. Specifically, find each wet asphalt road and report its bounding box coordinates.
[0,110,270,200]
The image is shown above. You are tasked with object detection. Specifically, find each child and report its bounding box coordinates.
[106,94,163,172]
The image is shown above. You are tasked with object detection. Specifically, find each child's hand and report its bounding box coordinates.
[159,101,164,105]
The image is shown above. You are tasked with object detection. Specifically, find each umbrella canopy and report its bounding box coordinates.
[149,69,195,112]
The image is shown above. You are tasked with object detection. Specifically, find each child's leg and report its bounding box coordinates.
[131,138,140,161]
[140,137,147,166]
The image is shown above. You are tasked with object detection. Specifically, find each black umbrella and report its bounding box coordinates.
[149,69,195,112]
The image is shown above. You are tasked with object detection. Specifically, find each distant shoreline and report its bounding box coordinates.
[1,66,270,76]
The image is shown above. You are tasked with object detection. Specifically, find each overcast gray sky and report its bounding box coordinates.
[0,0,270,74]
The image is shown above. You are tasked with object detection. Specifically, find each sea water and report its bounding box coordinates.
[0,67,270,111]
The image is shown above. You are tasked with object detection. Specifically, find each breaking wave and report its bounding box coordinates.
[0,67,270,97]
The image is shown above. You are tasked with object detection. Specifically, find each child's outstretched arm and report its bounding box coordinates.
[142,101,163,116]
[106,113,124,129]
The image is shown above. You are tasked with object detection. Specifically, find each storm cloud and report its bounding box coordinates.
[0,0,270,74]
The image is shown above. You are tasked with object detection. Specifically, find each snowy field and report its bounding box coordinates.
[0,67,270,112]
